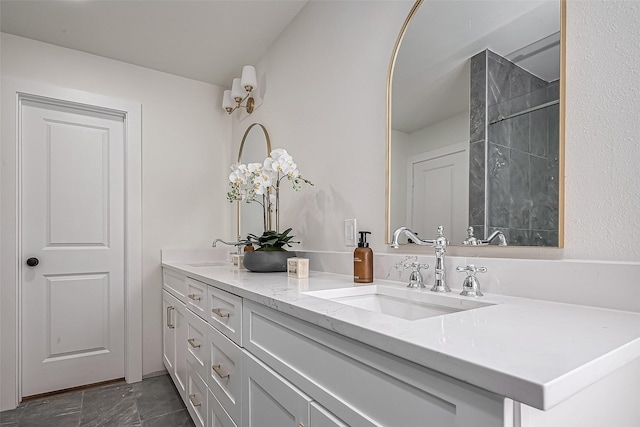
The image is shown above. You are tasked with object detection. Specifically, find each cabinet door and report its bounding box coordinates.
[208,323,242,425]
[310,402,348,427]
[242,351,311,427]
[187,363,208,427]
[208,388,238,427]
[162,290,177,373]
[175,299,188,400]
[163,290,188,401]
[186,307,209,382]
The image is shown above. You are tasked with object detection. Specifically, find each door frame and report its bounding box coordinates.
[1,78,143,410]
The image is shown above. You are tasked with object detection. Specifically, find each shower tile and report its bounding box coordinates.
[470,53,486,145]
[531,230,550,246]
[488,56,510,105]
[530,86,549,109]
[469,140,486,226]
[487,144,510,228]
[530,109,548,157]
[509,93,530,115]
[530,156,551,230]
[510,115,530,153]
[508,150,531,229]
[508,229,529,246]
[547,104,560,159]
[509,65,530,99]
[548,80,560,101]
[470,96,486,143]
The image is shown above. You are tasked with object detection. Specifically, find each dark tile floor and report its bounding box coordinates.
[0,374,195,427]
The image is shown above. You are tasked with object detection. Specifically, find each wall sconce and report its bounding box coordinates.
[222,65,257,115]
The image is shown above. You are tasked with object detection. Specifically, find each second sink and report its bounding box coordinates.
[304,285,494,321]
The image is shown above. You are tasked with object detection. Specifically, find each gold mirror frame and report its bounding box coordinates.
[385,0,566,248]
[236,123,272,241]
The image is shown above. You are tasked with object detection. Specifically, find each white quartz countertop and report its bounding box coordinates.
[162,260,640,411]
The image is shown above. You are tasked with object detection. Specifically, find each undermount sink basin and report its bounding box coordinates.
[186,261,229,267]
[304,285,494,321]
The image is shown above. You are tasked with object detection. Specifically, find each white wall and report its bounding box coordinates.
[0,33,231,379]
[232,1,410,251]
[564,0,640,261]
[233,0,640,263]
[406,112,469,157]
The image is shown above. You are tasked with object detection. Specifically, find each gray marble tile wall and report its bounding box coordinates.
[468,51,487,238]
[468,50,560,246]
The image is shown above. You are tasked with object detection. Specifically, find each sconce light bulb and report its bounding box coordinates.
[241,66,258,93]
[222,90,235,112]
[231,78,244,102]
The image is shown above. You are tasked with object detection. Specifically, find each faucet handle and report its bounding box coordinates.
[456,264,486,297]
[404,262,429,289]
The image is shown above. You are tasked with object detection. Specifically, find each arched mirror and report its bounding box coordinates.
[236,123,272,240]
[386,0,565,248]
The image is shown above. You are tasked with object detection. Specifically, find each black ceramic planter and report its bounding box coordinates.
[243,251,297,272]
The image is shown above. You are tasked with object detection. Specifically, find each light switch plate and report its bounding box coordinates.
[344,218,357,247]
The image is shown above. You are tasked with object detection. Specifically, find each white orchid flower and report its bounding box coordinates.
[229,169,246,184]
[270,148,288,159]
[253,172,272,196]
[247,162,262,173]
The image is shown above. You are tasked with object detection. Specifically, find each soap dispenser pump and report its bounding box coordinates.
[354,231,373,283]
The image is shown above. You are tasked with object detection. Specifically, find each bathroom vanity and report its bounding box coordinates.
[161,254,640,427]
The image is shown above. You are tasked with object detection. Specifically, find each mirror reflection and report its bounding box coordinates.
[388,0,562,247]
[236,123,272,240]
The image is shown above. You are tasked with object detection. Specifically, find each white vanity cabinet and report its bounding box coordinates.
[163,269,244,427]
[242,300,506,427]
[163,268,506,427]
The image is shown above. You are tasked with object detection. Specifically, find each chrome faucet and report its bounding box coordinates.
[390,225,450,293]
[211,238,244,254]
[462,227,507,246]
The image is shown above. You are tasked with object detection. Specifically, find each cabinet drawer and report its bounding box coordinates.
[243,300,504,427]
[207,323,242,425]
[186,308,209,382]
[163,268,187,303]
[208,387,237,427]
[186,363,208,427]
[207,285,242,346]
[186,277,208,319]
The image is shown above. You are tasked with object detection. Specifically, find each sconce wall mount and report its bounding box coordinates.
[222,65,257,115]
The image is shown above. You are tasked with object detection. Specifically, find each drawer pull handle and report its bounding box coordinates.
[212,308,230,318]
[166,306,175,329]
[212,364,230,379]
[187,338,200,349]
[188,294,201,301]
[188,394,202,408]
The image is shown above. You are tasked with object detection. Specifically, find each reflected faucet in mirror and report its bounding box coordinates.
[462,227,507,246]
[390,225,451,293]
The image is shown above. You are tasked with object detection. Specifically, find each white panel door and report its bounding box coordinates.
[21,99,125,396]
[409,146,469,244]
